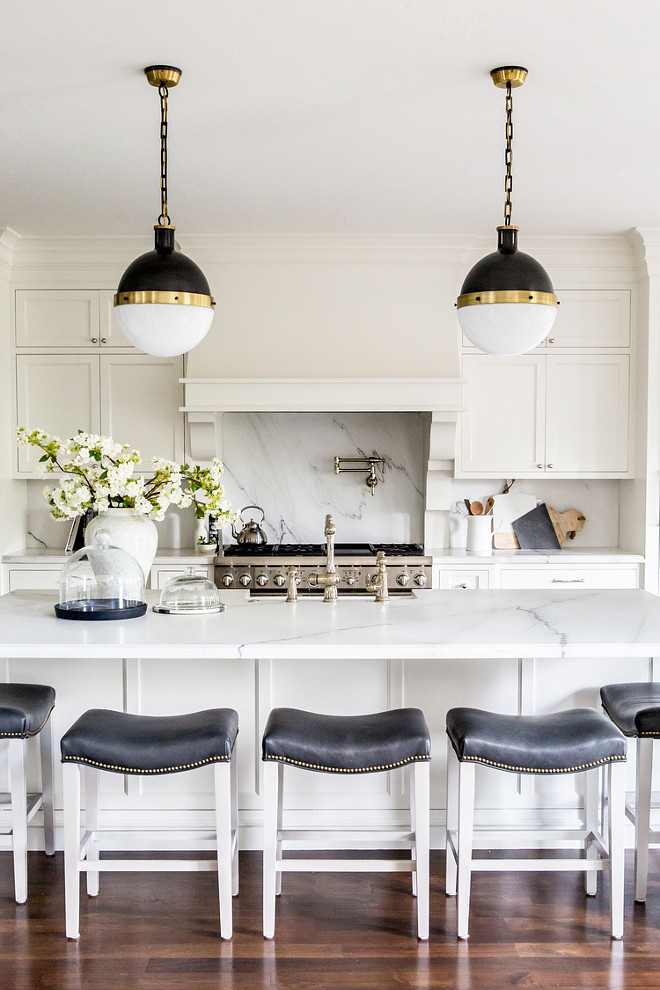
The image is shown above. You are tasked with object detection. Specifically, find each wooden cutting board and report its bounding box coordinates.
[512,504,587,550]
[490,492,538,549]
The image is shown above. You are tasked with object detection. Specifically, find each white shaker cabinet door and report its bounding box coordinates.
[16,289,134,349]
[15,354,100,474]
[459,354,545,475]
[545,354,630,473]
[15,290,100,348]
[99,354,184,467]
[546,289,630,348]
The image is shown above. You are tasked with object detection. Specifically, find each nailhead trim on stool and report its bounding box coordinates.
[262,707,431,940]
[445,706,627,940]
[61,707,239,940]
[0,683,56,904]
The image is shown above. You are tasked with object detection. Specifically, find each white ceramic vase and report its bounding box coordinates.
[85,509,158,582]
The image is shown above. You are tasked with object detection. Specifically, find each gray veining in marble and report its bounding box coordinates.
[219,412,426,544]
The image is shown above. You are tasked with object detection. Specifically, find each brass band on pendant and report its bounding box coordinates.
[456,289,558,309]
[114,290,215,308]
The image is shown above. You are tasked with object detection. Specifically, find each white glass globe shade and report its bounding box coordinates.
[457,302,557,356]
[114,303,214,357]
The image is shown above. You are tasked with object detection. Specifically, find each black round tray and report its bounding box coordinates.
[54,599,147,621]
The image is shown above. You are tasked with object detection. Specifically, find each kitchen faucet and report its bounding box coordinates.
[367,550,389,603]
[307,514,340,603]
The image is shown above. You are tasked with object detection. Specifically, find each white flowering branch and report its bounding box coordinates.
[16,428,234,525]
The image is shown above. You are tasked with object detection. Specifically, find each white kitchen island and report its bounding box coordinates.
[1,587,659,849]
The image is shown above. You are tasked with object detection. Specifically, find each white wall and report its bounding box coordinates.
[0,231,26,566]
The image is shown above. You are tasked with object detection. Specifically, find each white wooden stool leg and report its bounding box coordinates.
[275,760,284,896]
[63,763,81,940]
[584,766,600,896]
[456,760,476,940]
[9,739,28,904]
[263,760,281,939]
[608,760,626,940]
[84,766,99,897]
[635,737,654,903]
[410,763,417,897]
[214,760,234,939]
[445,739,459,897]
[39,718,55,856]
[231,752,239,896]
[412,760,430,941]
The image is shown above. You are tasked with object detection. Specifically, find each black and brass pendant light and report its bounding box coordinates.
[114,66,215,357]
[456,66,558,355]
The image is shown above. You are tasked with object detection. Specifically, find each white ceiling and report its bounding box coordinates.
[4,0,660,239]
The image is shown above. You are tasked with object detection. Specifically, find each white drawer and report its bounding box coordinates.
[436,568,490,590]
[7,568,61,591]
[499,566,639,591]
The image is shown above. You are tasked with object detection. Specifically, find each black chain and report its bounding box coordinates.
[158,83,170,226]
[504,81,513,226]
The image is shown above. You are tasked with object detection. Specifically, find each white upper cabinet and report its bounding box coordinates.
[545,290,630,348]
[16,290,131,348]
[16,354,101,473]
[15,353,183,476]
[459,353,630,477]
[458,286,633,478]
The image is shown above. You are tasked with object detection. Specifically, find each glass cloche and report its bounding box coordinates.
[55,531,147,620]
[153,566,225,614]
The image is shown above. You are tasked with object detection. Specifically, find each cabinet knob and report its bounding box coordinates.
[547,463,554,469]
[537,464,543,469]
[101,337,108,344]
[548,337,555,344]
[90,337,98,344]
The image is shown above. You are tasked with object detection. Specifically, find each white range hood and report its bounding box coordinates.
[182,377,463,550]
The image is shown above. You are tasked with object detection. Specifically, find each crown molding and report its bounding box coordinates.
[6,230,637,278]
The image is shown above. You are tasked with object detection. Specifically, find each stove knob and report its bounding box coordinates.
[273,573,286,587]
[220,573,234,587]
[238,573,252,587]
[345,575,357,586]
[396,572,410,587]
[413,572,428,587]
[255,573,269,587]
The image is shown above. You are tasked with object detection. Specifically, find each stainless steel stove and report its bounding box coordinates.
[214,542,432,595]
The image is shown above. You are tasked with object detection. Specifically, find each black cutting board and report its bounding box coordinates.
[511,504,560,550]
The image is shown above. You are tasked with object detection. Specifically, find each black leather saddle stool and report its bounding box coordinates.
[261,706,431,940]
[0,683,55,903]
[445,706,626,940]
[601,681,660,902]
[60,707,239,939]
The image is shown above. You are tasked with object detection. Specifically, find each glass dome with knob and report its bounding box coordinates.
[153,567,225,614]
[55,532,147,621]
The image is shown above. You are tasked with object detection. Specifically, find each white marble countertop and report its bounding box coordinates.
[1,547,213,565]
[1,588,659,662]
[428,547,644,563]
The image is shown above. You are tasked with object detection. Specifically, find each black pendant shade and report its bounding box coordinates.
[459,226,554,298]
[116,226,212,300]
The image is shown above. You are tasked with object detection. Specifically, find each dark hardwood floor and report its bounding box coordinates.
[1,850,660,989]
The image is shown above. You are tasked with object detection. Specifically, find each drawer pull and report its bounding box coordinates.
[551,578,585,583]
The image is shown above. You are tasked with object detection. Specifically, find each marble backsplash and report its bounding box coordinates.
[218,412,427,545]
[24,411,621,551]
